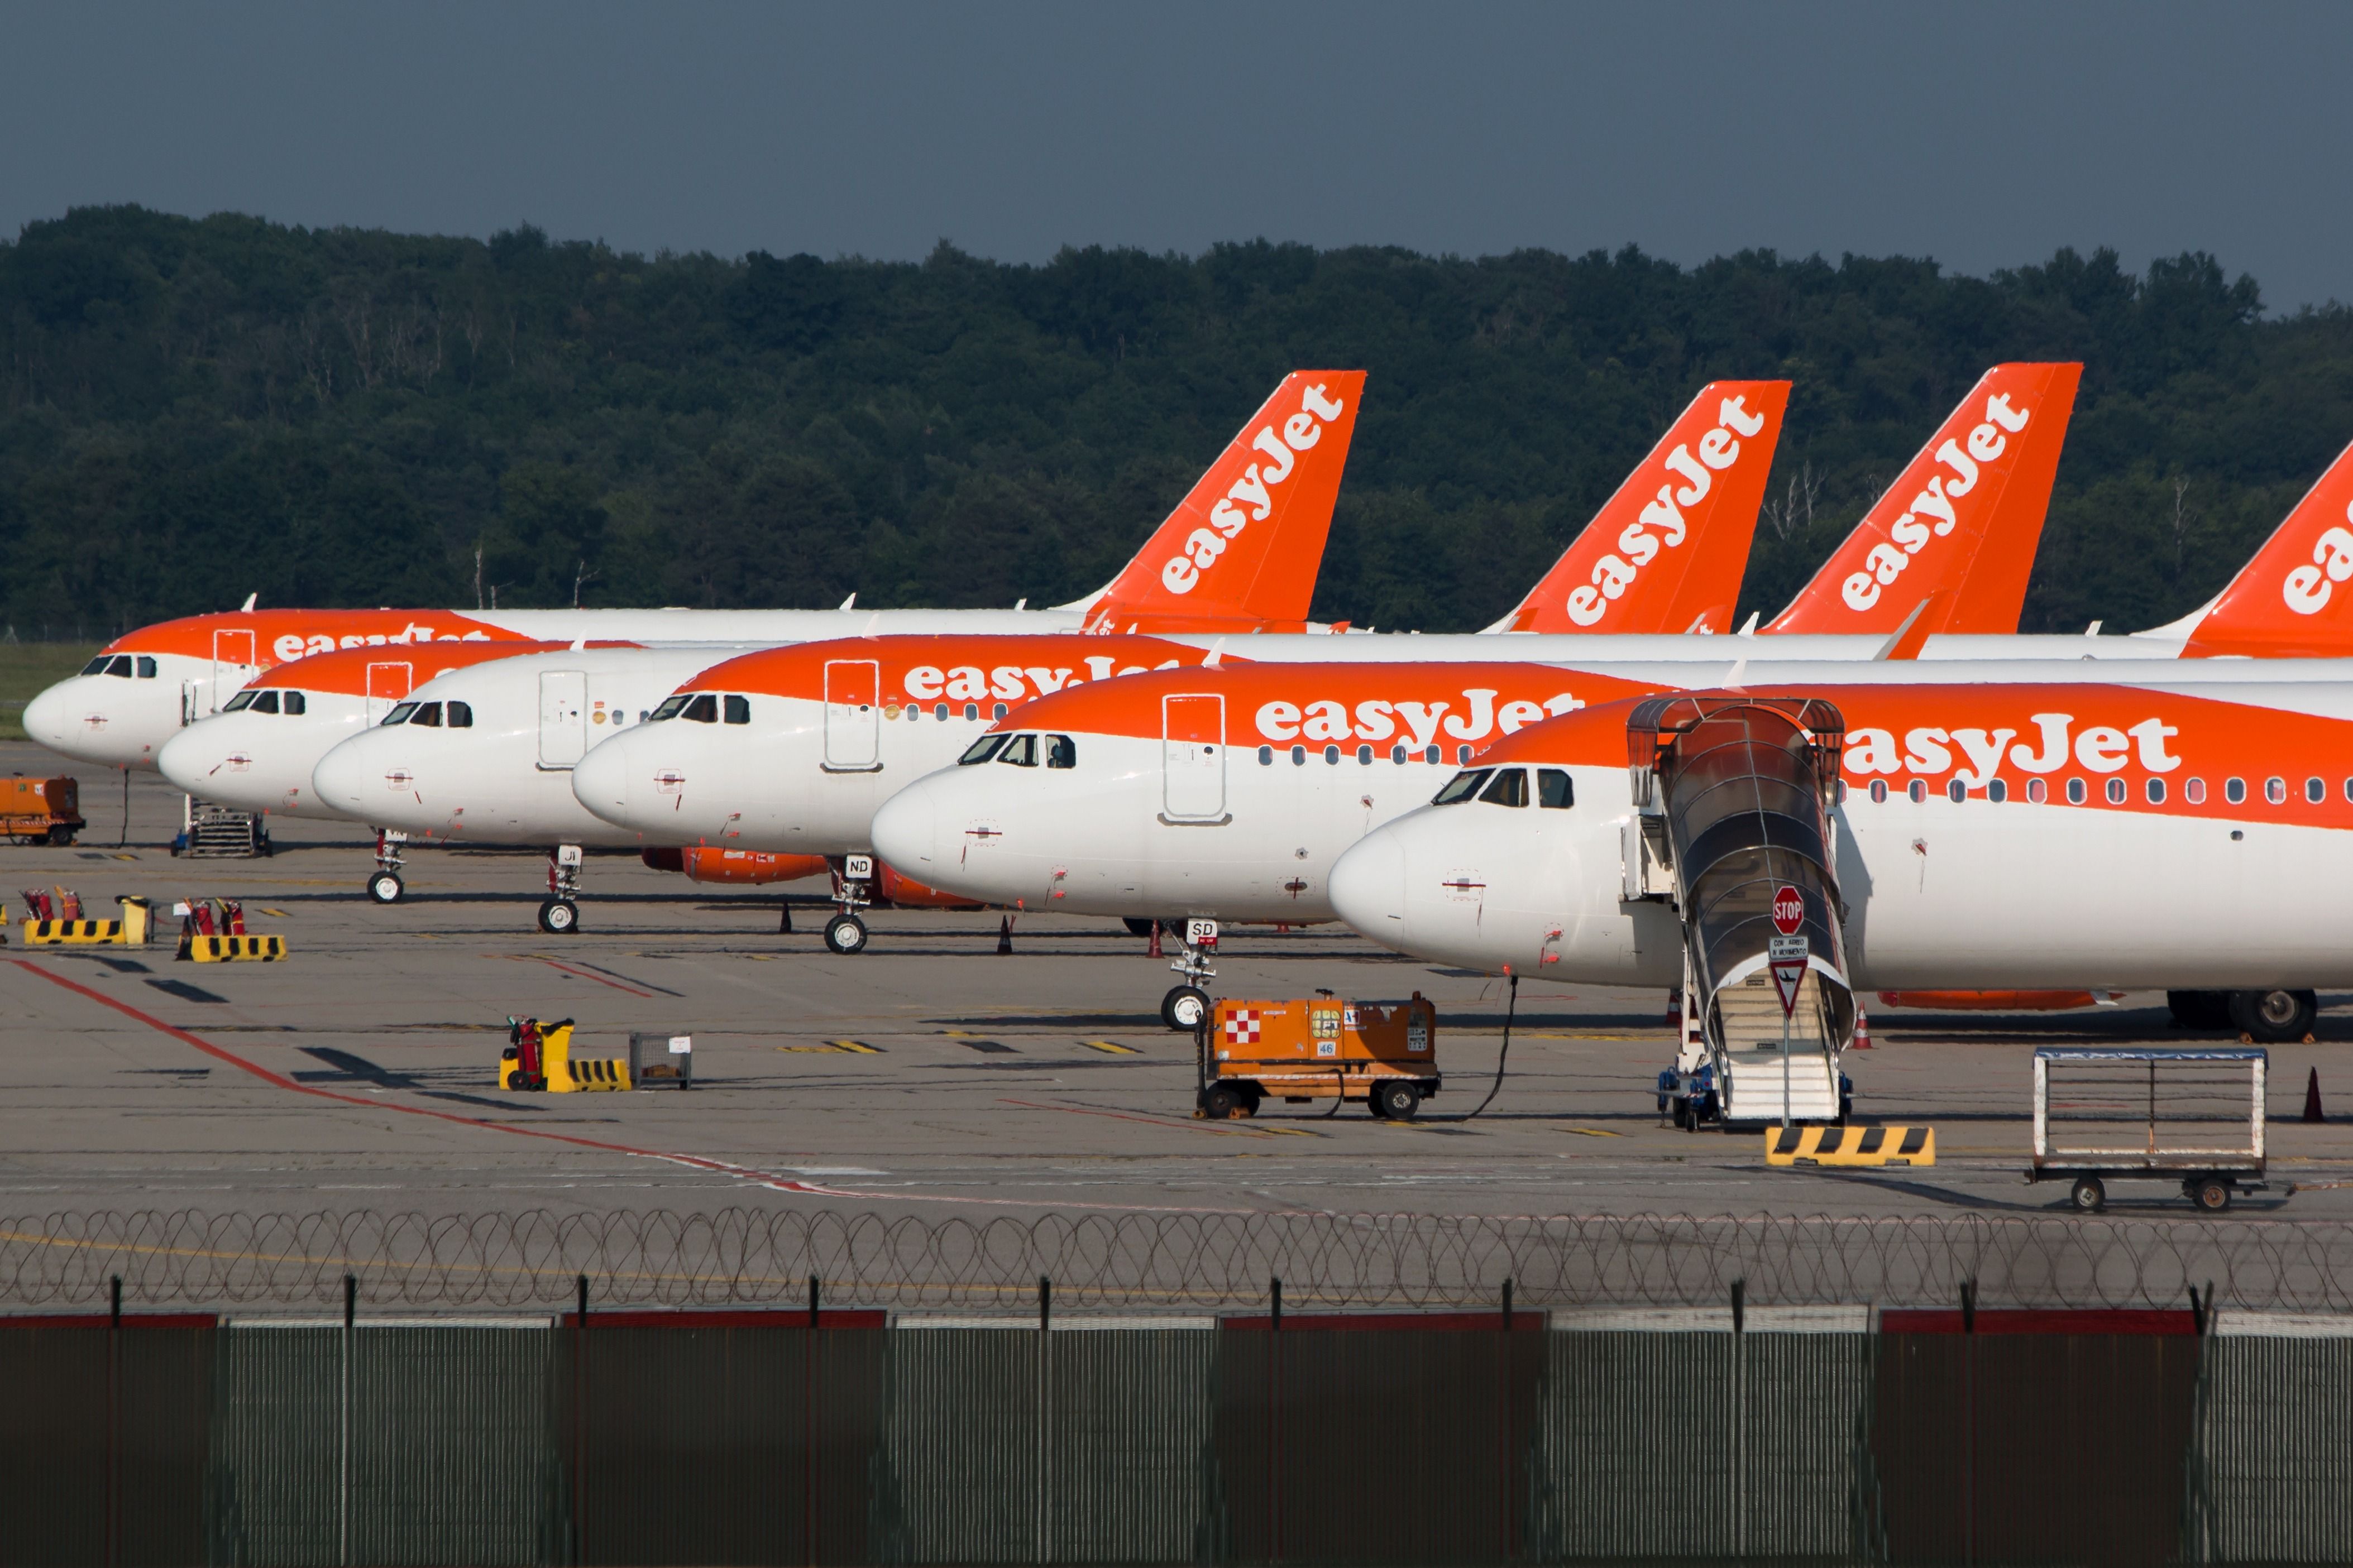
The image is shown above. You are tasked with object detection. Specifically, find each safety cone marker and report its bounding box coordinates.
[996,915,1014,955]
[1147,923,1163,958]
[2305,1066,2326,1124]
[1852,1006,1874,1051]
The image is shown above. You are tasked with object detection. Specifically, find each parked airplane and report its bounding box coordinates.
[21,370,1368,771]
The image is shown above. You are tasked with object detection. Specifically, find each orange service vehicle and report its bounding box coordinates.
[1,776,84,845]
[1199,994,1441,1121]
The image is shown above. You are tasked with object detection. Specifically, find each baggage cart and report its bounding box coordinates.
[2027,1046,2267,1212]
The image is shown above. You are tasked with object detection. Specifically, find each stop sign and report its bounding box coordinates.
[1771,884,1804,936]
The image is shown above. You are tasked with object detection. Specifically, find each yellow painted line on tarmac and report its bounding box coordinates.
[1083,1040,1141,1054]
[1562,1127,1627,1138]
[261,908,291,918]
[831,1040,882,1054]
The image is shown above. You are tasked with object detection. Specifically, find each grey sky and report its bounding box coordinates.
[6,2,2348,308]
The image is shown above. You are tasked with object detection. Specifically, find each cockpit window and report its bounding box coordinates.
[681,694,719,723]
[1433,768,1493,805]
[997,735,1039,767]
[410,702,443,728]
[82,656,112,676]
[382,702,419,726]
[249,691,280,715]
[1478,768,1528,807]
[1537,768,1574,809]
[723,695,750,725]
[284,691,306,716]
[446,700,471,728]
[650,694,691,722]
[222,690,259,713]
[136,656,157,678]
[106,656,134,678]
[1046,735,1076,770]
[959,735,1010,765]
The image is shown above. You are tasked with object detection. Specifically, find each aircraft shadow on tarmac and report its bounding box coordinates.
[291,1046,542,1115]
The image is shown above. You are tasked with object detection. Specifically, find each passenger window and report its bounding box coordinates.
[250,691,280,714]
[1455,745,1472,766]
[2265,777,2287,805]
[681,694,719,723]
[724,696,750,725]
[222,691,259,713]
[136,657,157,678]
[1323,745,1341,765]
[1988,780,2007,803]
[1356,744,1373,765]
[650,695,691,721]
[963,703,979,722]
[993,703,1008,720]
[2186,778,2206,805]
[2146,778,2164,804]
[1433,769,1493,805]
[1390,745,1407,765]
[410,702,443,728]
[959,735,1010,765]
[1907,780,1926,803]
[1537,769,1574,809]
[1258,746,1274,766]
[2307,777,2325,804]
[382,702,418,726]
[2066,778,2086,805]
[1424,746,1442,765]
[1947,779,1966,803]
[998,735,1039,767]
[2105,778,2126,804]
[934,703,949,721]
[1479,769,1528,807]
[1290,745,1306,766]
[81,656,112,675]
[446,700,471,728]
[1046,735,1076,770]
[1868,779,1887,804]
[2225,777,2245,804]
[2026,779,2046,804]
[107,656,133,677]
[283,692,307,717]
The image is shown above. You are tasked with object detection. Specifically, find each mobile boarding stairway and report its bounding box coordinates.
[1624,696,1857,1128]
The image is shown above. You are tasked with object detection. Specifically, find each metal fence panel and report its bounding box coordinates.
[1530,1331,1737,1560]
[353,1327,558,1566]
[2183,1336,2353,1563]
[1045,1330,1217,1566]
[208,1327,339,1567]
[869,1329,1040,1565]
[0,1327,109,1568]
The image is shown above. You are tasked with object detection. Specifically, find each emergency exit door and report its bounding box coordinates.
[539,670,587,769]
[823,660,881,771]
[1161,694,1227,822]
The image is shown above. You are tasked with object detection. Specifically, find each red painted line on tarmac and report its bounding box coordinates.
[529,957,656,996]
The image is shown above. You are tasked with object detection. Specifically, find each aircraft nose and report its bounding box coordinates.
[869,781,939,871]
[1328,827,1409,942]
[309,736,380,816]
[571,734,633,824]
[21,680,80,755]
[155,727,213,794]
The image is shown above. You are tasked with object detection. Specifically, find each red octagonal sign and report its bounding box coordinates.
[1771,884,1804,936]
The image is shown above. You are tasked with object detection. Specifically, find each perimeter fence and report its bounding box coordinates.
[7,1207,2353,1312]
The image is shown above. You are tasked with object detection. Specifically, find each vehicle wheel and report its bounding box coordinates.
[46,825,74,846]
[1237,1088,1262,1118]
[1122,917,1158,938]
[823,913,869,955]
[1202,1084,1244,1120]
[367,871,405,905]
[2070,1175,2106,1214]
[2168,990,2234,1030]
[1372,1080,1421,1121]
[2228,988,2317,1043]
[1161,985,1210,1031]
[538,898,580,934]
[2193,1177,2232,1212]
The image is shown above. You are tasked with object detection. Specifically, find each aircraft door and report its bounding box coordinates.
[180,680,209,727]
[211,629,256,712]
[1161,694,1227,822]
[538,670,587,768]
[824,660,881,771]
[365,662,414,723]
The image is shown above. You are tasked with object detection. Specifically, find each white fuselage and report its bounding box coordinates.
[156,691,376,819]
[309,648,759,845]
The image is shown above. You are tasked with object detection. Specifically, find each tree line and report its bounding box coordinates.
[1,203,2343,639]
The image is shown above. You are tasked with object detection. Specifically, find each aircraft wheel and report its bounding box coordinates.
[824,913,869,955]
[538,898,580,934]
[2229,988,2316,1043]
[2070,1175,2106,1214]
[1161,985,1210,1031]
[367,871,405,905]
[1372,1080,1422,1121]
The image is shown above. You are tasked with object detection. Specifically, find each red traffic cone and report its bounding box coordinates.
[996,915,1014,955]
[1147,923,1163,958]
[1852,1007,1874,1051]
[2304,1066,2325,1123]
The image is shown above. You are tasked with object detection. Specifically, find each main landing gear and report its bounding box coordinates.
[1161,918,1219,1030]
[538,843,584,934]
[824,854,873,956]
[2168,988,2318,1043]
[367,829,408,904]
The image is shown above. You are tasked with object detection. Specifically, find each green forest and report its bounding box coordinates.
[1,204,2346,640]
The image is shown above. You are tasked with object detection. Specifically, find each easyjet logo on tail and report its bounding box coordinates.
[2282,514,2353,614]
[1162,381,1350,596]
[1841,393,2033,612]
[2178,436,2353,656]
[1564,393,1770,627]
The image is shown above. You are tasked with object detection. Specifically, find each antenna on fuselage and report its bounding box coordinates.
[240,592,257,612]
[839,593,857,611]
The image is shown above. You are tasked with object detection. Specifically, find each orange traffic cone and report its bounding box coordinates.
[2304,1067,2325,1123]
[996,915,1014,955]
[1852,1007,1874,1051]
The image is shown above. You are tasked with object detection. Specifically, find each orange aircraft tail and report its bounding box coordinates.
[1490,381,1788,635]
[1767,363,2081,636]
[2180,436,2353,656]
[1068,371,1365,630]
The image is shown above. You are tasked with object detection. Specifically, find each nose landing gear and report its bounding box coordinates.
[538,843,584,934]
[366,829,407,904]
[1161,918,1219,1030]
[824,853,875,955]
